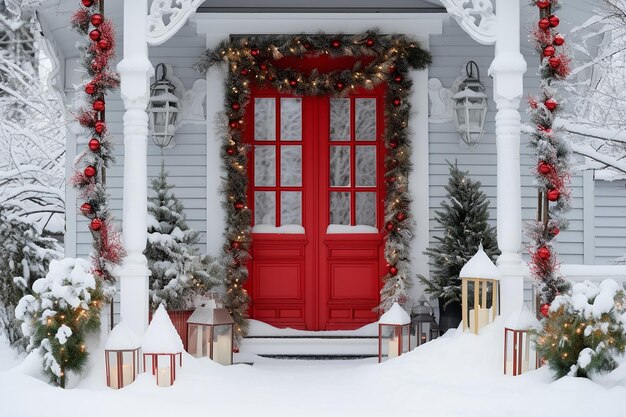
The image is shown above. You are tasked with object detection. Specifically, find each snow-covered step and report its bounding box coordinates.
[240,336,379,358]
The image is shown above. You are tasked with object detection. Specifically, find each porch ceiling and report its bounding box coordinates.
[197,0,446,13]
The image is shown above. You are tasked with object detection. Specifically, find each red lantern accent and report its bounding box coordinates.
[536,0,550,8]
[240,68,249,76]
[385,221,394,231]
[90,13,103,27]
[226,147,236,156]
[538,18,550,30]
[85,83,96,95]
[331,39,341,48]
[549,15,560,28]
[553,34,565,46]
[543,45,555,57]
[84,165,97,177]
[94,120,106,133]
[547,188,560,201]
[93,100,105,112]
[88,138,101,151]
[234,201,245,210]
[289,79,298,87]
[389,266,398,276]
[540,303,550,318]
[538,161,551,175]
[365,38,375,47]
[229,120,240,129]
[89,29,101,41]
[334,82,344,91]
[548,56,561,69]
[250,48,260,57]
[536,246,551,260]
[231,102,241,111]
[80,203,93,215]
[98,39,110,50]
[551,226,560,236]
[396,212,406,222]
[82,0,94,7]
[90,218,103,231]
[544,98,558,111]
[389,140,398,149]
[393,98,401,107]
[394,75,403,83]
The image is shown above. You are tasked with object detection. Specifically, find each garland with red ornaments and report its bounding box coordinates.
[196,31,431,338]
[70,0,124,285]
[528,0,572,315]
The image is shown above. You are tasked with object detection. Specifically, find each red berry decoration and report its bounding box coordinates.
[89,29,101,41]
[90,13,103,27]
[82,0,94,7]
[548,56,561,69]
[396,212,406,222]
[94,120,106,133]
[88,138,101,151]
[334,82,344,91]
[538,161,551,175]
[385,221,394,231]
[393,98,401,107]
[551,226,560,236]
[289,79,298,87]
[540,303,551,318]
[538,18,550,30]
[231,102,241,111]
[537,246,551,260]
[331,39,341,48]
[91,61,102,72]
[547,188,560,201]
[84,165,97,177]
[226,147,236,156]
[544,98,558,111]
[536,0,550,8]
[80,203,93,215]
[250,48,259,57]
[389,266,398,276]
[365,38,375,47]
[553,34,565,46]
[543,45,555,57]
[394,74,403,83]
[90,218,103,231]
[549,15,560,28]
[93,99,105,112]
[234,201,245,210]
[389,140,398,149]
[98,39,110,50]
[84,83,96,95]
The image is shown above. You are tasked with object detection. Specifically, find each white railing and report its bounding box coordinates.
[560,264,626,287]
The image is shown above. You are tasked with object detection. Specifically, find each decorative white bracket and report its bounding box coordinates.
[438,0,496,45]
[146,0,204,46]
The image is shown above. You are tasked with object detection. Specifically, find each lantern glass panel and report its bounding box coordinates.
[106,350,137,390]
[504,328,538,376]
[157,355,173,387]
[378,323,410,362]
[211,324,233,365]
[462,278,499,334]
[188,324,211,358]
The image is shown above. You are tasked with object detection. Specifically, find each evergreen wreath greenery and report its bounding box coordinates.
[196,30,431,339]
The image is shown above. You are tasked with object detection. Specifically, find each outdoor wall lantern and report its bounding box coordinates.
[460,244,500,335]
[186,299,235,365]
[104,323,140,390]
[410,295,440,349]
[378,302,411,363]
[504,306,540,376]
[452,60,488,148]
[148,63,179,148]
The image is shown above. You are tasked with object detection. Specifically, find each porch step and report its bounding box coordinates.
[241,335,379,357]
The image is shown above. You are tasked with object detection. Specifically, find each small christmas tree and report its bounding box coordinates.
[418,162,499,322]
[145,161,222,311]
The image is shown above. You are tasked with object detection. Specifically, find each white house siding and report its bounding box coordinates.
[594,180,626,265]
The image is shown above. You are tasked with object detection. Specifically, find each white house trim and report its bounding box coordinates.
[146,0,205,46]
[438,0,497,45]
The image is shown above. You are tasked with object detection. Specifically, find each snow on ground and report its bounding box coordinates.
[1,319,625,417]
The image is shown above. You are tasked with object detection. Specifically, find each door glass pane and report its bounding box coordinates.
[355,98,376,141]
[255,191,276,225]
[330,98,350,141]
[330,192,350,225]
[330,146,350,187]
[356,145,376,186]
[280,98,302,141]
[281,191,302,226]
[356,192,376,227]
[255,146,276,186]
[254,98,276,141]
[281,145,302,187]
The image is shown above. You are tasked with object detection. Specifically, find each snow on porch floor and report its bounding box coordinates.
[1,318,626,417]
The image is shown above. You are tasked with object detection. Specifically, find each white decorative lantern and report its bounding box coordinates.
[142,305,184,387]
[460,244,500,334]
[378,303,411,362]
[104,323,141,390]
[504,305,540,376]
[452,61,488,148]
[186,300,235,365]
[149,63,179,149]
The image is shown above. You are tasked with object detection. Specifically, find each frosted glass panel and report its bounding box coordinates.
[281,98,302,141]
[254,98,276,141]
[255,191,276,225]
[330,146,350,187]
[356,192,376,227]
[330,98,350,141]
[281,192,302,226]
[356,146,376,186]
[255,146,276,186]
[355,98,376,141]
[281,146,302,187]
[330,192,350,225]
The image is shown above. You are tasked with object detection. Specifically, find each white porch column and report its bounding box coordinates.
[489,0,527,317]
[116,0,153,337]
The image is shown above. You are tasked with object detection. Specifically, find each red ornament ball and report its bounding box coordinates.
[231,241,241,249]
[540,303,551,318]
[90,218,103,231]
[303,43,312,50]
[544,98,558,111]
[89,29,101,41]
[234,201,245,210]
[268,75,276,82]
[98,39,110,50]
[84,165,97,177]
[226,147,236,156]
[365,38,375,47]
[335,82,345,91]
[394,74,403,83]
[547,188,560,201]
[543,45,556,57]
[385,221,394,231]
[231,102,241,111]
[229,120,240,129]
[553,34,565,46]
[548,56,561,69]
[92,99,105,112]
[388,65,396,74]
[250,48,260,57]
[289,79,298,87]
[82,0,94,7]
[393,98,402,107]
[259,63,268,71]
[538,161,551,175]
[389,140,398,149]
[551,226,560,236]
[94,120,106,133]
[240,68,249,76]
[396,212,406,222]
[537,246,551,260]
[331,39,341,48]
[389,266,398,276]
[84,83,96,95]
[80,203,93,215]
[88,138,101,151]
[538,18,550,30]
[90,13,103,27]
[536,0,550,8]
[549,14,560,28]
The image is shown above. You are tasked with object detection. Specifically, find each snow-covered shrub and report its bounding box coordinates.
[146,161,222,311]
[0,205,61,351]
[16,258,104,387]
[535,279,626,378]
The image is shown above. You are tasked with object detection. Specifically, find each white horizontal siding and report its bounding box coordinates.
[594,180,626,264]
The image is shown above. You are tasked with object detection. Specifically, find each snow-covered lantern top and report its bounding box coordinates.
[186,300,235,365]
[460,244,500,334]
[104,323,141,390]
[504,305,540,376]
[378,303,411,362]
[452,61,488,148]
[411,295,439,349]
[142,304,184,387]
[148,63,179,149]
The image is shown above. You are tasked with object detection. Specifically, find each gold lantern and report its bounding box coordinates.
[460,244,500,334]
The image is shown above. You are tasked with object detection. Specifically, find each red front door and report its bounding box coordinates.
[245,72,386,330]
